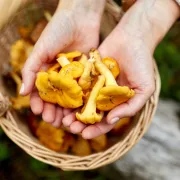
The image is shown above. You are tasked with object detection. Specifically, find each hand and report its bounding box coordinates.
[20,0,105,127]
[62,0,179,139]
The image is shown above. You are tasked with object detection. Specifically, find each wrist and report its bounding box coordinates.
[119,0,180,52]
[57,0,105,20]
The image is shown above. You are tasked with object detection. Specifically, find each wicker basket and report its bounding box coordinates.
[0,0,161,171]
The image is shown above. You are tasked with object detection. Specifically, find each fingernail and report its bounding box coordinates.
[110,117,119,124]
[20,83,24,95]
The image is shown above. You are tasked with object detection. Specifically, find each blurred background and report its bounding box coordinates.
[0,0,180,180]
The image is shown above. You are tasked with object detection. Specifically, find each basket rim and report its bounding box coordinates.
[0,0,161,171]
[0,60,161,170]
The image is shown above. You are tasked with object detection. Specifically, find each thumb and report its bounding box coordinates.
[20,11,73,95]
[107,89,154,124]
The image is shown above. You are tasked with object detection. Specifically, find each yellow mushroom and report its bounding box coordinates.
[78,60,93,90]
[90,134,107,152]
[57,55,84,78]
[10,39,33,73]
[57,56,70,67]
[113,117,131,131]
[57,51,82,62]
[59,61,84,78]
[78,51,98,90]
[110,117,131,135]
[72,136,91,156]
[79,54,88,65]
[91,49,135,111]
[76,75,105,124]
[102,57,120,79]
[44,10,52,22]
[47,63,60,73]
[36,121,65,152]
[10,72,30,110]
[36,71,83,108]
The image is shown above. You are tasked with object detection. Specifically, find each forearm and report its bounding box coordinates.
[119,0,180,52]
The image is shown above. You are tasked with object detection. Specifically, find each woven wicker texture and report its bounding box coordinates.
[0,0,161,171]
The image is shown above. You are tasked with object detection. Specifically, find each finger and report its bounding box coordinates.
[20,12,73,96]
[51,107,63,128]
[62,109,79,127]
[62,112,76,127]
[30,90,43,115]
[107,91,154,124]
[63,108,73,116]
[70,121,87,134]
[82,120,114,139]
[42,102,56,123]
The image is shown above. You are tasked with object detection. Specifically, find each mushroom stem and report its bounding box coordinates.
[84,75,105,111]
[79,54,88,66]
[78,61,93,90]
[57,56,70,67]
[44,11,52,22]
[76,75,105,124]
[91,49,117,86]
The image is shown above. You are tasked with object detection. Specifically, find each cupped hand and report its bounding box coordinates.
[62,0,179,139]
[20,0,105,127]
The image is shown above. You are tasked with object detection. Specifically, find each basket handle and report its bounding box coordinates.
[0,93,10,117]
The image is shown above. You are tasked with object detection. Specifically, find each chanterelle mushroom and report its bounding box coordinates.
[90,134,107,152]
[60,61,84,79]
[102,57,120,79]
[57,51,81,62]
[79,54,88,66]
[78,50,100,90]
[10,39,33,73]
[76,75,105,124]
[57,55,84,78]
[91,49,135,111]
[36,71,83,108]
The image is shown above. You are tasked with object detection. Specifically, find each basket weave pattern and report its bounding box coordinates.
[0,0,160,170]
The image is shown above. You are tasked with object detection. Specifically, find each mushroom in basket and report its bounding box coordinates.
[10,39,33,73]
[72,136,91,156]
[36,121,74,152]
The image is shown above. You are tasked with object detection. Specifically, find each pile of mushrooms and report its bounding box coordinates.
[36,49,135,124]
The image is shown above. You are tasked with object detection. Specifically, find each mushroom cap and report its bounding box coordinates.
[96,85,135,111]
[57,51,82,61]
[102,57,120,79]
[36,71,83,108]
[113,117,131,131]
[59,61,84,78]
[10,96,30,110]
[36,121,65,152]
[72,136,91,156]
[90,134,107,152]
[76,111,104,124]
[36,72,58,104]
